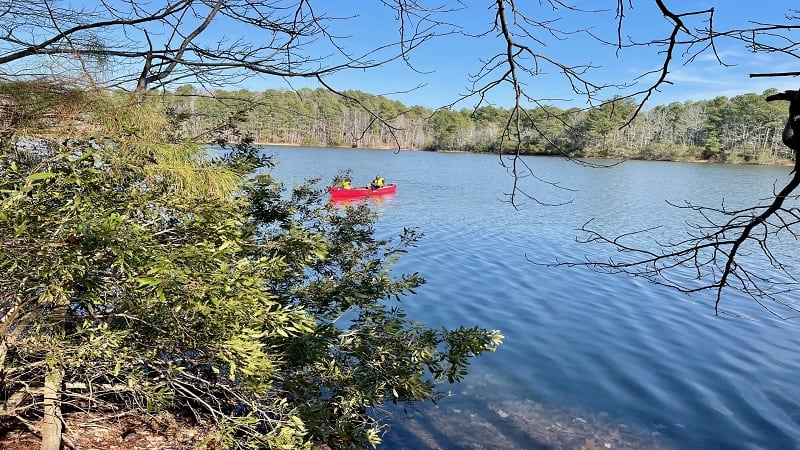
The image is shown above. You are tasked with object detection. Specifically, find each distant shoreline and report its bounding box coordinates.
[253,142,403,150]
[248,142,795,167]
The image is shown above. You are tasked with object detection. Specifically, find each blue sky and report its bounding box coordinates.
[236,1,800,111]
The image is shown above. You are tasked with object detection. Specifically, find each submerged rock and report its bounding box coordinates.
[384,397,673,450]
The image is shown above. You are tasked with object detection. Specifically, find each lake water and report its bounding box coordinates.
[266,146,800,450]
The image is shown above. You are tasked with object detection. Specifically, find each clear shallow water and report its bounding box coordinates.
[267,147,800,450]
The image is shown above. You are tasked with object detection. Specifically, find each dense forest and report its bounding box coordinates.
[168,85,795,164]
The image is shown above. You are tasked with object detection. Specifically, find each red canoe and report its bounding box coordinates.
[329,184,397,199]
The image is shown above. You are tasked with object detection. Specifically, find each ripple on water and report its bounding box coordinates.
[397,231,800,449]
[267,148,800,449]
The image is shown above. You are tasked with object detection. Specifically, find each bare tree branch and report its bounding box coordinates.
[552,92,800,317]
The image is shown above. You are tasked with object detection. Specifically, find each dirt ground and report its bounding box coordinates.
[0,412,219,450]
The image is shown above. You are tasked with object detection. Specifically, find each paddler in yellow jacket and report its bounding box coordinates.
[370,175,385,190]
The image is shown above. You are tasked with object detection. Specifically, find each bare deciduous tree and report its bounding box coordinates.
[522,3,800,316]
[3,1,800,334]
[564,90,800,317]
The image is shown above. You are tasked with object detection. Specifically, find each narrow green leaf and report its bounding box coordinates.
[28,172,56,182]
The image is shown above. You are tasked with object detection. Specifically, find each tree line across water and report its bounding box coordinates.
[169,84,796,164]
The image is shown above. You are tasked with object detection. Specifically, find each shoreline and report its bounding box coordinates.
[248,142,795,168]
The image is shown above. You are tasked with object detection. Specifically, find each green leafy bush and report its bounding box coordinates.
[0,93,502,449]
